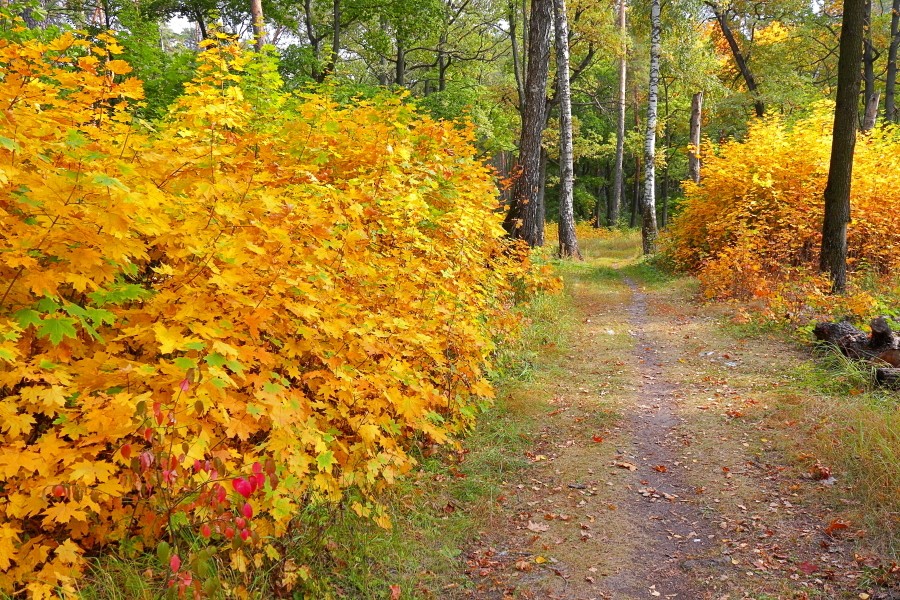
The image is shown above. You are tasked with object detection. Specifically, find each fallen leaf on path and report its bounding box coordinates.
[534,556,547,564]
[810,462,832,480]
[653,465,667,473]
[592,435,604,443]
[514,560,533,572]
[527,521,549,533]
[824,519,849,536]
[797,561,818,575]
[614,461,637,471]
[389,584,401,600]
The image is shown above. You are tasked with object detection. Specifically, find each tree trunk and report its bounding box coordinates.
[396,41,406,86]
[503,0,553,246]
[509,1,526,109]
[322,0,341,78]
[610,0,627,228]
[885,0,899,122]
[862,92,880,131]
[553,0,581,259]
[863,0,876,112]
[820,0,866,294]
[710,3,764,118]
[688,91,703,183]
[630,153,640,228]
[641,0,661,254]
[250,0,265,50]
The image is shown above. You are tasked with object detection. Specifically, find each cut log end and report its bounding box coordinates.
[814,316,900,387]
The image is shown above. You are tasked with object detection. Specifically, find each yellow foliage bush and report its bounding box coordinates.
[0,33,553,596]
[662,104,900,320]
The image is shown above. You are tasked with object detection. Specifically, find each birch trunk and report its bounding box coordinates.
[611,0,627,228]
[688,91,703,183]
[641,0,660,255]
[553,0,581,259]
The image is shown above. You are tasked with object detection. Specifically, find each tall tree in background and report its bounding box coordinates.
[611,0,627,228]
[641,0,660,254]
[503,0,552,246]
[886,0,899,122]
[553,0,581,258]
[688,91,702,183]
[820,0,867,293]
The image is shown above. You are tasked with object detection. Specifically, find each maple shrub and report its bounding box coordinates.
[0,32,557,597]
[662,104,900,320]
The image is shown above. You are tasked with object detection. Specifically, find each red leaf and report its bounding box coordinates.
[797,561,817,575]
[824,519,849,536]
[592,435,604,443]
[389,584,401,600]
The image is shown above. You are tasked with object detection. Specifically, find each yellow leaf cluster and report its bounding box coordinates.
[0,34,554,594]
[662,103,900,320]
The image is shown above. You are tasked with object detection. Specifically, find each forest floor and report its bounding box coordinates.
[449,233,899,600]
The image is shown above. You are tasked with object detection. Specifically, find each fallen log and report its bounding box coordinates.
[813,316,900,387]
[813,316,898,361]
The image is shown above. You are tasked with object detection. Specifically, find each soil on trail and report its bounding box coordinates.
[456,242,898,600]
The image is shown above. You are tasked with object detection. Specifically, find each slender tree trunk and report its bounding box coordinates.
[509,1,526,109]
[396,40,405,86]
[862,92,880,130]
[630,154,640,228]
[688,91,703,183]
[611,0,627,228]
[885,0,899,122]
[863,0,876,110]
[821,0,867,294]
[598,162,610,227]
[504,0,553,246]
[640,0,661,254]
[322,0,341,78]
[195,9,208,40]
[250,0,265,50]
[553,0,581,258]
[710,3,764,118]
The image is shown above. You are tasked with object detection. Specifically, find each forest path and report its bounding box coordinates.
[457,234,886,600]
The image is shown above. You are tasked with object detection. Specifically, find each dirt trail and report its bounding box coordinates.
[458,249,896,600]
[595,277,714,599]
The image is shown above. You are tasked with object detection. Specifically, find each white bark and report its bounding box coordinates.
[553,0,581,258]
[641,0,660,254]
[611,0,627,227]
[688,91,703,183]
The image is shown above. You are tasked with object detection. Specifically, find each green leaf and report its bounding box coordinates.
[204,352,227,368]
[92,174,130,191]
[13,309,42,329]
[185,341,206,351]
[0,348,15,363]
[173,357,197,370]
[316,451,335,472]
[35,297,60,312]
[225,360,243,374]
[262,381,283,394]
[37,317,78,345]
[0,136,20,151]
